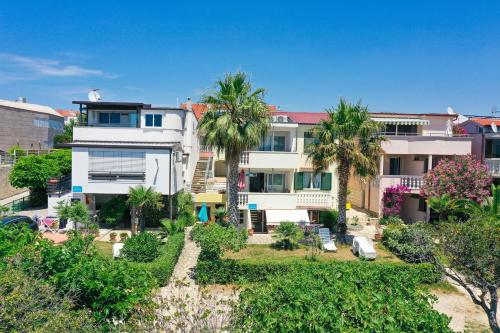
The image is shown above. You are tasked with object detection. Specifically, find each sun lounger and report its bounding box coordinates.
[113,243,124,258]
[318,228,337,252]
[40,217,58,233]
[352,236,377,260]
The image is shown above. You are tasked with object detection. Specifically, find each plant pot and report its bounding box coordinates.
[109,234,117,242]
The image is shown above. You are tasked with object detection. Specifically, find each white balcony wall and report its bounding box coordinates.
[238,192,297,210]
[239,151,299,169]
[378,175,424,192]
[74,127,184,143]
[382,137,472,155]
[72,147,181,195]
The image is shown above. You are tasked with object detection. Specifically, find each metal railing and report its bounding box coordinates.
[47,175,72,195]
[0,149,55,165]
[2,196,31,213]
[486,158,500,175]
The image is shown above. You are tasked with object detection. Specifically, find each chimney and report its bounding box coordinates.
[186,97,192,111]
[17,97,27,103]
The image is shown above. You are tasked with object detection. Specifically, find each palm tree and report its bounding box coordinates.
[308,98,384,242]
[127,186,163,233]
[198,72,270,226]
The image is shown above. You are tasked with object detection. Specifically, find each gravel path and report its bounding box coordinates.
[157,227,236,332]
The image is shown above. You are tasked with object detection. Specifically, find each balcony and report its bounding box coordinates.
[238,191,334,210]
[486,158,500,176]
[297,192,334,208]
[379,175,424,191]
[239,151,299,169]
[238,192,297,210]
[381,136,472,155]
[73,126,183,143]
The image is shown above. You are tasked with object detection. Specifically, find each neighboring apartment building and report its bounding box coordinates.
[461,117,500,185]
[194,108,473,230]
[194,111,338,233]
[65,100,199,215]
[349,113,472,223]
[0,98,64,152]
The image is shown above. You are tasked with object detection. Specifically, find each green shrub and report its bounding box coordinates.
[0,225,39,265]
[196,259,442,285]
[273,222,303,250]
[7,144,26,157]
[382,223,437,264]
[133,231,185,285]
[122,232,161,262]
[319,209,339,232]
[10,232,155,323]
[379,215,404,225]
[192,223,247,260]
[159,218,185,239]
[0,267,97,332]
[55,256,154,322]
[99,195,127,225]
[231,263,452,332]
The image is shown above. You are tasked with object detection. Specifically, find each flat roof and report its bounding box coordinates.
[72,101,150,108]
[60,141,180,149]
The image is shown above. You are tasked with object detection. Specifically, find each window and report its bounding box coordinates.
[273,136,286,151]
[88,151,145,181]
[485,139,500,158]
[98,112,120,125]
[239,210,245,224]
[294,172,332,190]
[303,172,322,189]
[304,132,319,153]
[266,173,285,192]
[389,157,401,175]
[145,114,162,127]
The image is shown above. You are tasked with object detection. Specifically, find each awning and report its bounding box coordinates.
[265,209,310,225]
[371,117,430,126]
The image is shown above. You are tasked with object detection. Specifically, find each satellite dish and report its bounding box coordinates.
[88,89,101,102]
[492,122,498,133]
[447,106,455,115]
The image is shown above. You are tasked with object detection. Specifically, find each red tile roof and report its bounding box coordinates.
[56,109,79,117]
[468,117,500,126]
[179,102,455,124]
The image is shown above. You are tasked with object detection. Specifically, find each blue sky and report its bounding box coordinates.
[1,1,500,115]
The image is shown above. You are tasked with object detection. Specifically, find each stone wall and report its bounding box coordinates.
[0,165,26,200]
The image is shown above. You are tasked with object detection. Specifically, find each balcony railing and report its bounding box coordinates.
[47,175,71,195]
[379,175,424,190]
[486,158,500,175]
[297,192,334,208]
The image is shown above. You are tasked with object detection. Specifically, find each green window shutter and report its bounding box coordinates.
[294,172,304,190]
[321,172,332,190]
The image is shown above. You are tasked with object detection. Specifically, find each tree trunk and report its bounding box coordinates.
[336,159,350,243]
[227,155,240,226]
[487,287,499,333]
[139,210,145,233]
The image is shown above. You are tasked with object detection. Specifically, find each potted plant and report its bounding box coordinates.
[109,232,117,242]
[119,232,128,242]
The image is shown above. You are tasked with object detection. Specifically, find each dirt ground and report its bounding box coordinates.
[432,282,497,333]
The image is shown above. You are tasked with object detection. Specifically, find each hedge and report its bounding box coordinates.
[132,231,185,286]
[196,259,442,285]
[232,263,452,332]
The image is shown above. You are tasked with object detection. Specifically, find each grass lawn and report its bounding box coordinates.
[224,243,401,263]
[94,241,113,258]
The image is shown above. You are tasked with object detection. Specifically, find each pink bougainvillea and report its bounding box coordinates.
[421,155,491,203]
[382,184,410,217]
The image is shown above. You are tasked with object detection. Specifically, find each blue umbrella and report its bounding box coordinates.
[198,203,209,222]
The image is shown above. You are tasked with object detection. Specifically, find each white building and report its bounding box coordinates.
[62,101,199,217]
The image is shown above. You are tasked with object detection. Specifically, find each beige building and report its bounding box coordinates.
[348,113,472,223]
[0,99,63,152]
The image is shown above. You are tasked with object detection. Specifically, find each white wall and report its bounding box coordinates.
[72,147,178,195]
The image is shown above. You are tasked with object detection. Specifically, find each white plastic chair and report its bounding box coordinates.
[318,228,337,252]
[352,236,377,259]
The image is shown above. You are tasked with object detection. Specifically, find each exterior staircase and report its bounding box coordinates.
[191,157,210,193]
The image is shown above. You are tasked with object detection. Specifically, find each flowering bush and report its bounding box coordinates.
[452,125,467,135]
[382,185,410,217]
[421,155,491,203]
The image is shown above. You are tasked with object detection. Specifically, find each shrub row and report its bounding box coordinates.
[196,259,442,285]
[232,263,452,332]
[382,223,437,264]
[132,231,185,286]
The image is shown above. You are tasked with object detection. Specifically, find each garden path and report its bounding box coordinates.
[157,227,236,331]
